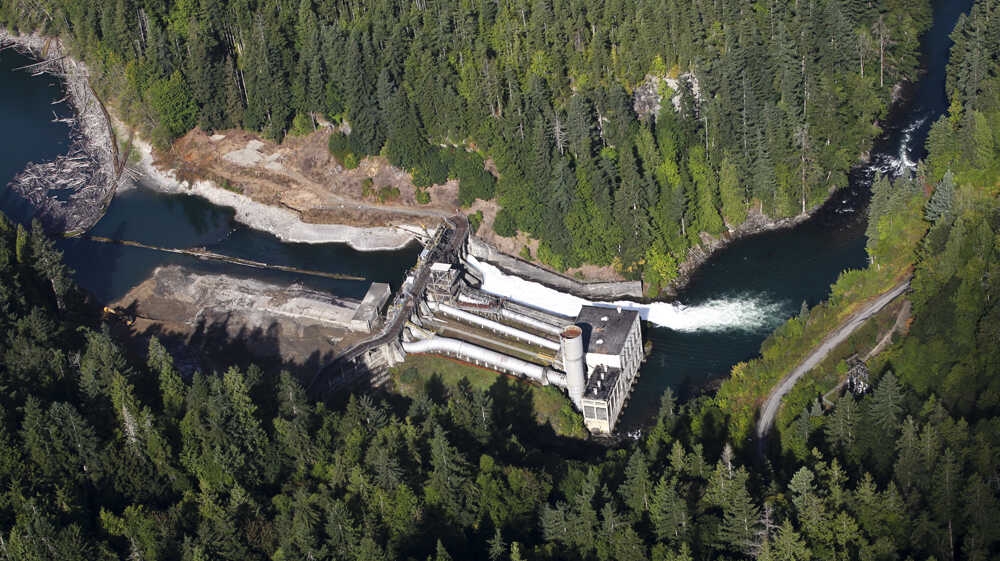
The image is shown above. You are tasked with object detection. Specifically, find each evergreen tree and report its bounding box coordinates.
[925,170,956,222]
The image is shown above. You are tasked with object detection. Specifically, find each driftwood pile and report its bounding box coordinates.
[2,33,122,235]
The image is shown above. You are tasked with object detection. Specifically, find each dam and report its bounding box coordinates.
[316,216,645,435]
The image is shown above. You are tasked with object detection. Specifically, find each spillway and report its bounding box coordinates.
[465,256,786,333]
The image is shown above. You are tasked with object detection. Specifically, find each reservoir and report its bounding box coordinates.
[0,0,970,433]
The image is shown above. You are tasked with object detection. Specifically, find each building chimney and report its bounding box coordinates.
[560,325,586,409]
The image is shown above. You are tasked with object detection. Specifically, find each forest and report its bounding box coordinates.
[0,157,997,561]
[0,2,998,551]
[1,0,999,559]
[1,0,931,287]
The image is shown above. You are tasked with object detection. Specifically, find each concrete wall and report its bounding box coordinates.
[467,237,644,299]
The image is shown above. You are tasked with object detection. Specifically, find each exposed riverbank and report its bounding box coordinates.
[127,132,420,251]
[115,264,370,368]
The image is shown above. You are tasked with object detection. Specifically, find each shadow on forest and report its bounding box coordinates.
[108,310,337,393]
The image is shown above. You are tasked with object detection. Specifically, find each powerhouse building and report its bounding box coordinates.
[406,262,643,434]
[573,306,643,434]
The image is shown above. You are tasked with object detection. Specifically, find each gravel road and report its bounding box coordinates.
[756,279,911,440]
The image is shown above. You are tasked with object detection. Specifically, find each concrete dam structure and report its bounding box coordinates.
[317,217,645,435]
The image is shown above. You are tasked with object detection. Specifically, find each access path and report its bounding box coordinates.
[756,278,911,441]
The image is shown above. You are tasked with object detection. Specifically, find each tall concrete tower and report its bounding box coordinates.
[560,325,586,409]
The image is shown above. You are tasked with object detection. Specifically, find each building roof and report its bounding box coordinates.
[574,305,638,355]
[430,262,453,272]
[583,364,621,401]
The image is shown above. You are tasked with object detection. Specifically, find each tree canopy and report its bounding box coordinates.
[2,0,931,285]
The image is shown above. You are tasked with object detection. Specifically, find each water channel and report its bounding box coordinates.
[0,0,970,432]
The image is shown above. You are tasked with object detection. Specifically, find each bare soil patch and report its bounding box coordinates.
[161,128,459,228]
[113,265,370,368]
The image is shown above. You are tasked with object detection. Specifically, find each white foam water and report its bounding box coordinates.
[467,256,786,333]
[872,115,928,177]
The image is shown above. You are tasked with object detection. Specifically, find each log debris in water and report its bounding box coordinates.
[81,235,367,282]
[3,33,122,235]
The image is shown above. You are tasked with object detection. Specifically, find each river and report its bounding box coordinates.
[0,48,420,303]
[0,0,970,433]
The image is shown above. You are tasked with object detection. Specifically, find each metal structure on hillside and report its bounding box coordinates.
[845,354,870,395]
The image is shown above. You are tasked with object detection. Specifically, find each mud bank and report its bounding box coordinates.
[114,265,371,366]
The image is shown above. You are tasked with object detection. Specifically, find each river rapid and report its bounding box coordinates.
[0,0,970,433]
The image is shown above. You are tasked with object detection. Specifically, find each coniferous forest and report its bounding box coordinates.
[1,0,1000,560]
[2,0,932,285]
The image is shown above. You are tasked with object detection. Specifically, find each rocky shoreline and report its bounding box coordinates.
[663,206,814,298]
[126,132,420,251]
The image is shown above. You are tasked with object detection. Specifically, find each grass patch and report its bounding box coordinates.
[219,178,243,194]
[390,354,587,439]
[468,210,483,234]
[376,185,400,203]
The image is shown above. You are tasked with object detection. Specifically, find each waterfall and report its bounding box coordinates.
[466,256,787,333]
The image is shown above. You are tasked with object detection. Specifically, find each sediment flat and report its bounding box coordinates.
[115,265,370,366]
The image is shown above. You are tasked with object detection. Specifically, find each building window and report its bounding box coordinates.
[596,407,608,421]
[584,406,595,419]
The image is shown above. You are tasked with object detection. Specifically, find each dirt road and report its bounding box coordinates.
[756,279,911,441]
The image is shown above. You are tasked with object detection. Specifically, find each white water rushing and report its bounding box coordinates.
[871,115,928,177]
[467,256,787,333]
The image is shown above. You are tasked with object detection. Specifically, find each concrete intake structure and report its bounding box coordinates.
[560,325,586,409]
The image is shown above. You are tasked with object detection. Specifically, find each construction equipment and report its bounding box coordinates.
[102,306,135,326]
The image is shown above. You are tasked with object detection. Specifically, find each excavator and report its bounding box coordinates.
[102,306,135,326]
